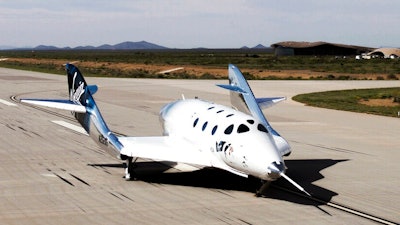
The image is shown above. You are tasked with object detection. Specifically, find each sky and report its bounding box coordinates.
[1,0,399,49]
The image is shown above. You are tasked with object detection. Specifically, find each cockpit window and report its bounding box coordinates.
[211,125,218,135]
[224,124,234,134]
[226,114,234,117]
[217,110,224,113]
[247,119,254,124]
[237,124,250,133]
[207,106,215,110]
[257,124,268,133]
[193,118,199,127]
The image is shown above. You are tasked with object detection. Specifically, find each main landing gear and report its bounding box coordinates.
[124,156,137,181]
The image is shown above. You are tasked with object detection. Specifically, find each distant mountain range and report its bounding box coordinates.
[240,44,269,49]
[0,41,271,50]
[32,41,169,50]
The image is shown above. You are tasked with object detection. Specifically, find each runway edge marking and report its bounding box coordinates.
[0,98,17,106]
[51,120,88,136]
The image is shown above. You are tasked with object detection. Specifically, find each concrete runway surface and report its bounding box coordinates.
[0,67,399,224]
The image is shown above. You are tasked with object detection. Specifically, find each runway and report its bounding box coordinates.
[0,67,399,224]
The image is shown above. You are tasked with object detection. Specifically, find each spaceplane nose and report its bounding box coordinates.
[267,161,286,180]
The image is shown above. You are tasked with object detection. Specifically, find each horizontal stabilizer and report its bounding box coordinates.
[21,99,86,113]
[216,84,247,94]
[87,85,98,95]
[256,97,286,109]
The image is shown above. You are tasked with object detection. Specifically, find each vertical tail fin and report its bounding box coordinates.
[66,64,97,105]
[67,63,88,106]
[65,64,123,157]
[66,64,91,133]
[22,64,123,158]
[216,64,291,157]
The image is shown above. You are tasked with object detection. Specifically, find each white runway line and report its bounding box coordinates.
[51,120,88,135]
[41,173,57,178]
[0,98,17,106]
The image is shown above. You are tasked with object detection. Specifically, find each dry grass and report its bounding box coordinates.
[359,98,399,107]
[5,57,387,80]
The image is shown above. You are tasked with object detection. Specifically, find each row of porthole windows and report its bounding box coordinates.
[207,106,234,118]
[193,118,220,135]
[193,117,268,135]
[192,106,269,135]
[194,119,219,135]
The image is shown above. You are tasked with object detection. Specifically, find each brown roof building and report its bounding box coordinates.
[271,41,374,56]
[368,48,400,58]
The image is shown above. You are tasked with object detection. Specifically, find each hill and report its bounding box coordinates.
[32,41,169,50]
[28,42,273,51]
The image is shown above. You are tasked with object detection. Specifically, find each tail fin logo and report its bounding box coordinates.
[70,72,86,105]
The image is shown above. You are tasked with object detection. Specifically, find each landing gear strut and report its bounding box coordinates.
[124,157,137,181]
[255,180,271,197]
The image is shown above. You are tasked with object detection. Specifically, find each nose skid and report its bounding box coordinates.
[267,161,312,196]
[267,161,286,180]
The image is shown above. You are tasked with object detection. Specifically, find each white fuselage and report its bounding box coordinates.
[159,99,285,181]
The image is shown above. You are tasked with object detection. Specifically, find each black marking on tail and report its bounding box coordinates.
[67,64,87,106]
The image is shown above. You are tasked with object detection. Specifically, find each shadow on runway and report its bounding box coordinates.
[88,163,125,168]
[89,159,346,206]
[268,159,347,205]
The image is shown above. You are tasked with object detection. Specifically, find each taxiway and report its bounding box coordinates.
[0,67,399,224]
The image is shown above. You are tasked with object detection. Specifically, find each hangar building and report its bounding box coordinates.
[368,48,400,59]
[271,41,373,56]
